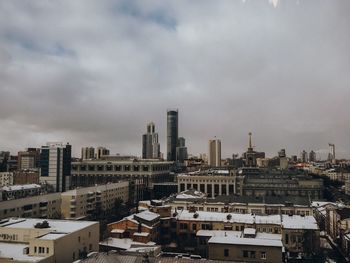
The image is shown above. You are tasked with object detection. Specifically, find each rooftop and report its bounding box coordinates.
[1,184,41,191]
[0,218,98,233]
[134,210,160,222]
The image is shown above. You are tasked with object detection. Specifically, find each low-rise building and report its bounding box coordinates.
[0,218,99,263]
[203,230,283,263]
[61,182,129,220]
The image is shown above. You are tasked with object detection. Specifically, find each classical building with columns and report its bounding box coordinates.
[177,169,243,198]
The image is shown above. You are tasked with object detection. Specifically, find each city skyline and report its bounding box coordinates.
[0,1,350,158]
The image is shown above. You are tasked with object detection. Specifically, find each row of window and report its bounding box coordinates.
[34,246,49,254]
[72,164,169,172]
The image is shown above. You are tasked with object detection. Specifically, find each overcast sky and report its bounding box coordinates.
[0,0,349,159]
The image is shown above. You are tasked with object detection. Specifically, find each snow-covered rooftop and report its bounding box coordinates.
[38,233,67,240]
[0,218,98,233]
[134,210,160,222]
[176,210,319,230]
[281,215,318,230]
[1,184,41,191]
[208,235,283,247]
[99,238,156,250]
[133,232,149,237]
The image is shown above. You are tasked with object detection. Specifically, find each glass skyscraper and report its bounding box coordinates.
[167,110,178,161]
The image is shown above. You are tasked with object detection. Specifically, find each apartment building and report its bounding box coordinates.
[1,184,43,201]
[0,218,99,263]
[0,172,13,187]
[61,182,129,219]
[0,193,61,220]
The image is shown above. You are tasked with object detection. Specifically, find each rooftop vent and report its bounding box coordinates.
[34,220,50,229]
[193,213,199,219]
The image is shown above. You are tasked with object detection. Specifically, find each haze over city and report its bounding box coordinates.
[0,0,349,158]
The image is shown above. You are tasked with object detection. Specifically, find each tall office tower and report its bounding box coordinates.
[142,122,161,159]
[81,147,95,160]
[300,150,308,163]
[309,150,317,162]
[328,143,335,162]
[209,139,221,167]
[278,149,286,158]
[176,137,188,163]
[96,147,110,159]
[18,148,40,170]
[40,142,71,192]
[167,110,178,161]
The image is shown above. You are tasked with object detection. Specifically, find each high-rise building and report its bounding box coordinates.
[18,148,40,170]
[328,143,335,162]
[209,139,221,167]
[167,110,178,161]
[309,150,317,162]
[96,147,110,159]
[278,149,286,158]
[81,147,95,160]
[300,150,308,163]
[142,122,161,159]
[176,137,188,163]
[39,142,71,192]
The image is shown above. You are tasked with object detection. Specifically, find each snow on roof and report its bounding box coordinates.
[244,228,256,236]
[0,218,98,233]
[281,215,318,230]
[196,230,242,238]
[1,184,41,191]
[0,243,46,262]
[111,229,125,233]
[177,210,280,225]
[208,235,283,247]
[38,233,67,240]
[134,210,160,222]
[99,238,156,250]
[177,210,318,230]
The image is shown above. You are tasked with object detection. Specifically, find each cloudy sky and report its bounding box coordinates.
[0,0,349,159]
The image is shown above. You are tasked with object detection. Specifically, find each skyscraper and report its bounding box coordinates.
[142,122,161,159]
[40,142,71,192]
[167,110,178,161]
[209,139,221,167]
[176,137,188,163]
[81,146,95,160]
[300,150,308,163]
[309,150,317,162]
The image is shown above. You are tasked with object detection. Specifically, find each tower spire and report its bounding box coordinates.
[248,132,252,150]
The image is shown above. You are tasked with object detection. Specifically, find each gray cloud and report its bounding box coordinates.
[0,0,349,159]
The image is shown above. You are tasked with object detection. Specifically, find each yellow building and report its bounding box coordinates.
[0,218,99,263]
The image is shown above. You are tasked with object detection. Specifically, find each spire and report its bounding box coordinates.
[248,132,253,150]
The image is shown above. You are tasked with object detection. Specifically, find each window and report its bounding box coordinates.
[285,233,289,244]
[243,250,256,258]
[243,251,248,258]
[89,244,92,251]
[192,224,197,231]
[224,249,229,257]
[89,232,91,237]
[261,251,266,259]
[46,247,49,254]
[73,252,75,260]
[34,246,37,253]
[78,236,81,242]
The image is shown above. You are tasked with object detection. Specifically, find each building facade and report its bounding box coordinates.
[0,172,13,187]
[208,139,221,167]
[81,147,95,160]
[0,218,99,263]
[167,110,178,162]
[40,142,71,192]
[142,122,161,159]
[61,182,129,219]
